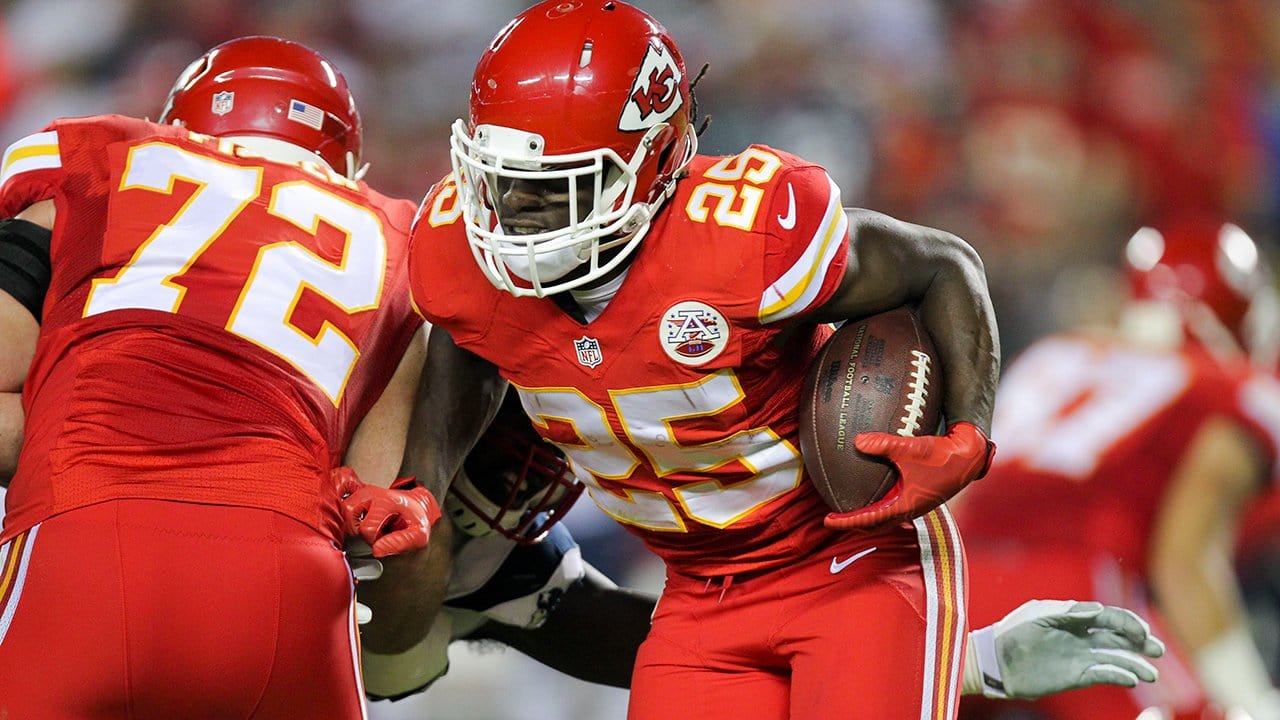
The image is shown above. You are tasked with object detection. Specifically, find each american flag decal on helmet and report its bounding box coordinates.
[287,99,324,130]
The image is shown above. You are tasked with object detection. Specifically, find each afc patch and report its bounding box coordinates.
[211,91,235,116]
[660,301,728,366]
[574,336,603,368]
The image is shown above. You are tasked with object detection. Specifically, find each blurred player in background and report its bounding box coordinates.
[406,2,1000,718]
[0,36,441,719]
[954,216,1280,720]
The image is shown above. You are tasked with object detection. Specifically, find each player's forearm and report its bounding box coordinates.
[402,328,506,500]
[1151,548,1242,653]
[469,566,656,688]
[911,236,998,434]
[812,210,998,433]
[0,391,21,484]
[357,518,453,655]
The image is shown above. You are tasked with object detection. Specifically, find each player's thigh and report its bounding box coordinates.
[788,576,963,720]
[110,500,361,718]
[252,509,365,720]
[0,507,131,718]
[629,630,789,720]
[788,519,966,720]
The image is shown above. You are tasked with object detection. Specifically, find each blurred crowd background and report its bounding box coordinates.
[3,0,1278,717]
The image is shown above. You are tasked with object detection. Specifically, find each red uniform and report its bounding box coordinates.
[954,334,1280,720]
[0,116,420,718]
[412,146,967,720]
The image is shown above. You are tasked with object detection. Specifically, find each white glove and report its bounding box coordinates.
[964,600,1166,699]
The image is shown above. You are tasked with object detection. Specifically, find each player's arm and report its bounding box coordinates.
[807,209,998,530]
[0,199,56,483]
[340,325,453,654]
[808,208,998,433]
[402,327,508,501]
[1150,416,1280,718]
[465,563,655,688]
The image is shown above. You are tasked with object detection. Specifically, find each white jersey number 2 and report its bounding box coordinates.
[83,143,387,404]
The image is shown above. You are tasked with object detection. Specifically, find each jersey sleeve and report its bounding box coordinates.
[756,162,850,324]
[0,125,64,216]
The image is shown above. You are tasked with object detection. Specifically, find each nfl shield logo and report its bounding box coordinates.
[211,91,235,116]
[574,336,603,368]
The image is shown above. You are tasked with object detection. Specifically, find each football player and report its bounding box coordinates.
[0,36,440,718]
[359,394,1167,716]
[403,2,1001,717]
[954,216,1280,719]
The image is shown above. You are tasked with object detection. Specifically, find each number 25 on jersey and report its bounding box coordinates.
[84,142,387,404]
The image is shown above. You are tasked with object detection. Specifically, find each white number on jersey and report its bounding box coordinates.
[516,370,803,532]
[84,143,388,404]
[992,338,1191,478]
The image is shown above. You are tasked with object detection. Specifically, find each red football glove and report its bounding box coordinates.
[824,421,995,531]
[331,467,442,558]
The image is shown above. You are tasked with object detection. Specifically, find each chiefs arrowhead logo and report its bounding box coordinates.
[618,41,684,132]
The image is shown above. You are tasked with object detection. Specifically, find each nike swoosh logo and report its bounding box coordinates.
[776,183,797,230]
[830,546,877,574]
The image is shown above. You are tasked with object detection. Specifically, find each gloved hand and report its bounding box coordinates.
[824,421,994,531]
[332,467,442,559]
[964,600,1165,699]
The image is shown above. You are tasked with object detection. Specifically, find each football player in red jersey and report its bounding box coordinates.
[402,2,1000,717]
[364,392,1167,715]
[0,36,442,719]
[954,217,1280,720]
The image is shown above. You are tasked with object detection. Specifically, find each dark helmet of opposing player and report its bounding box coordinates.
[450,0,698,297]
[448,392,584,544]
[159,36,364,180]
[1124,214,1279,367]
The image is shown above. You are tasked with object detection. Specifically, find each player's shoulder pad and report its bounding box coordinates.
[408,173,486,322]
[728,147,849,324]
[411,173,467,241]
[445,522,585,628]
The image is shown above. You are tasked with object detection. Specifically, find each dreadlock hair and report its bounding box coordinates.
[689,62,712,136]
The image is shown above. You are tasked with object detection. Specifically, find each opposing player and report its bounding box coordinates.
[954,217,1280,719]
[359,394,1167,716]
[404,2,999,717]
[0,36,440,718]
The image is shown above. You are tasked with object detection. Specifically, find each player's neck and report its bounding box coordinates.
[561,268,629,324]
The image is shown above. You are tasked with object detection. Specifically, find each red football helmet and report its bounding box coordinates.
[451,0,698,296]
[1124,215,1279,366]
[448,391,584,544]
[159,36,364,179]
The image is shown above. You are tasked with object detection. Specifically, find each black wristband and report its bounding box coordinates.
[0,218,53,321]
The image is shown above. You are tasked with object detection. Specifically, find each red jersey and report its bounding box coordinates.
[0,115,421,543]
[954,333,1280,568]
[412,145,862,576]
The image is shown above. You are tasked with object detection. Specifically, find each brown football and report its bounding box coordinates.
[798,307,944,513]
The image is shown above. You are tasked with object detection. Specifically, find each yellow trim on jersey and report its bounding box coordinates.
[1,131,62,186]
[757,174,847,323]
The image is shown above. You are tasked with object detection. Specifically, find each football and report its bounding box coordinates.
[798,307,943,513]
